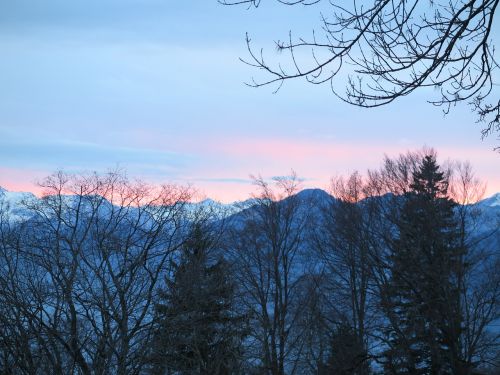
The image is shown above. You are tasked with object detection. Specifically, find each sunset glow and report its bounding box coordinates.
[0,1,498,202]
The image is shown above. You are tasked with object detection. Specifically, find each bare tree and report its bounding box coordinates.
[311,172,374,374]
[290,272,334,374]
[1,160,496,374]
[227,173,310,375]
[0,193,51,374]
[0,171,192,375]
[220,0,500,144]
[450,162,500,372]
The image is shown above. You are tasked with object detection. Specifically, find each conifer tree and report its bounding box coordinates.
[383,154,465,375]
[320,323,369,375]
[151,224,247,375]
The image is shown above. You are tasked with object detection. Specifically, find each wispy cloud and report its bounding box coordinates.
[0,136,192,176]
[0,0,498,203]
[192,177,252,184]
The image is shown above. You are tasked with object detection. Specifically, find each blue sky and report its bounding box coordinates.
[0,0,498,201]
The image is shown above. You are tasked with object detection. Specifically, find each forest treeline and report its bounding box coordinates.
[0,149,499,375]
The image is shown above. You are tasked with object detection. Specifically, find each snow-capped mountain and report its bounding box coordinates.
[0,187,256,223]
[0,188,38,221]
[477,192,500,208]
[1,186,499,230]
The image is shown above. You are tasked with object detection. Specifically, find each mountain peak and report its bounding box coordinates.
[296,188,330,200]
[485,192,500,207]
[474,192,500,208]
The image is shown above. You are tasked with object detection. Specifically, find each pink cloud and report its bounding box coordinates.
[1,139,498,203]
[183,136,500,202]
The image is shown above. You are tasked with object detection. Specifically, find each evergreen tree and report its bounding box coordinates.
[383,154,465,375]
[320,323,369,375]
[151,224,247,375]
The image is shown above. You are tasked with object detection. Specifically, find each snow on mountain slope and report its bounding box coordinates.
[0,188,38,221]
[1,186,499,226]
[0,189,36,206]
[479,192,500,207]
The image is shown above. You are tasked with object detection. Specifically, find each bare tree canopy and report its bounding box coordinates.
[0,157,498,374]
[220,0,500,144]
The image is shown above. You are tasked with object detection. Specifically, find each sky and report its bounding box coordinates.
[0,0,499,202]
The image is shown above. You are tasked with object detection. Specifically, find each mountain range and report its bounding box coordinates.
[1,186,499,221]
[1,187,499,248]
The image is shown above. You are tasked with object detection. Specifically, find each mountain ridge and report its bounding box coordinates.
[1,186,500,208]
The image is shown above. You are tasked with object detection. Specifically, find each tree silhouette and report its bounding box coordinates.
[221,0,500,145]
[382,154,467,374]
[152,224,247,375]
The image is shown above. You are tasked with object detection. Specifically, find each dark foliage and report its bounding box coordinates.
[383,155,468,374]
[151,224,247,375]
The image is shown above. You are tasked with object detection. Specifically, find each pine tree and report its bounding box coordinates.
[383,154,464,375]
[151,224,247,375]
[320,323,369,375]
